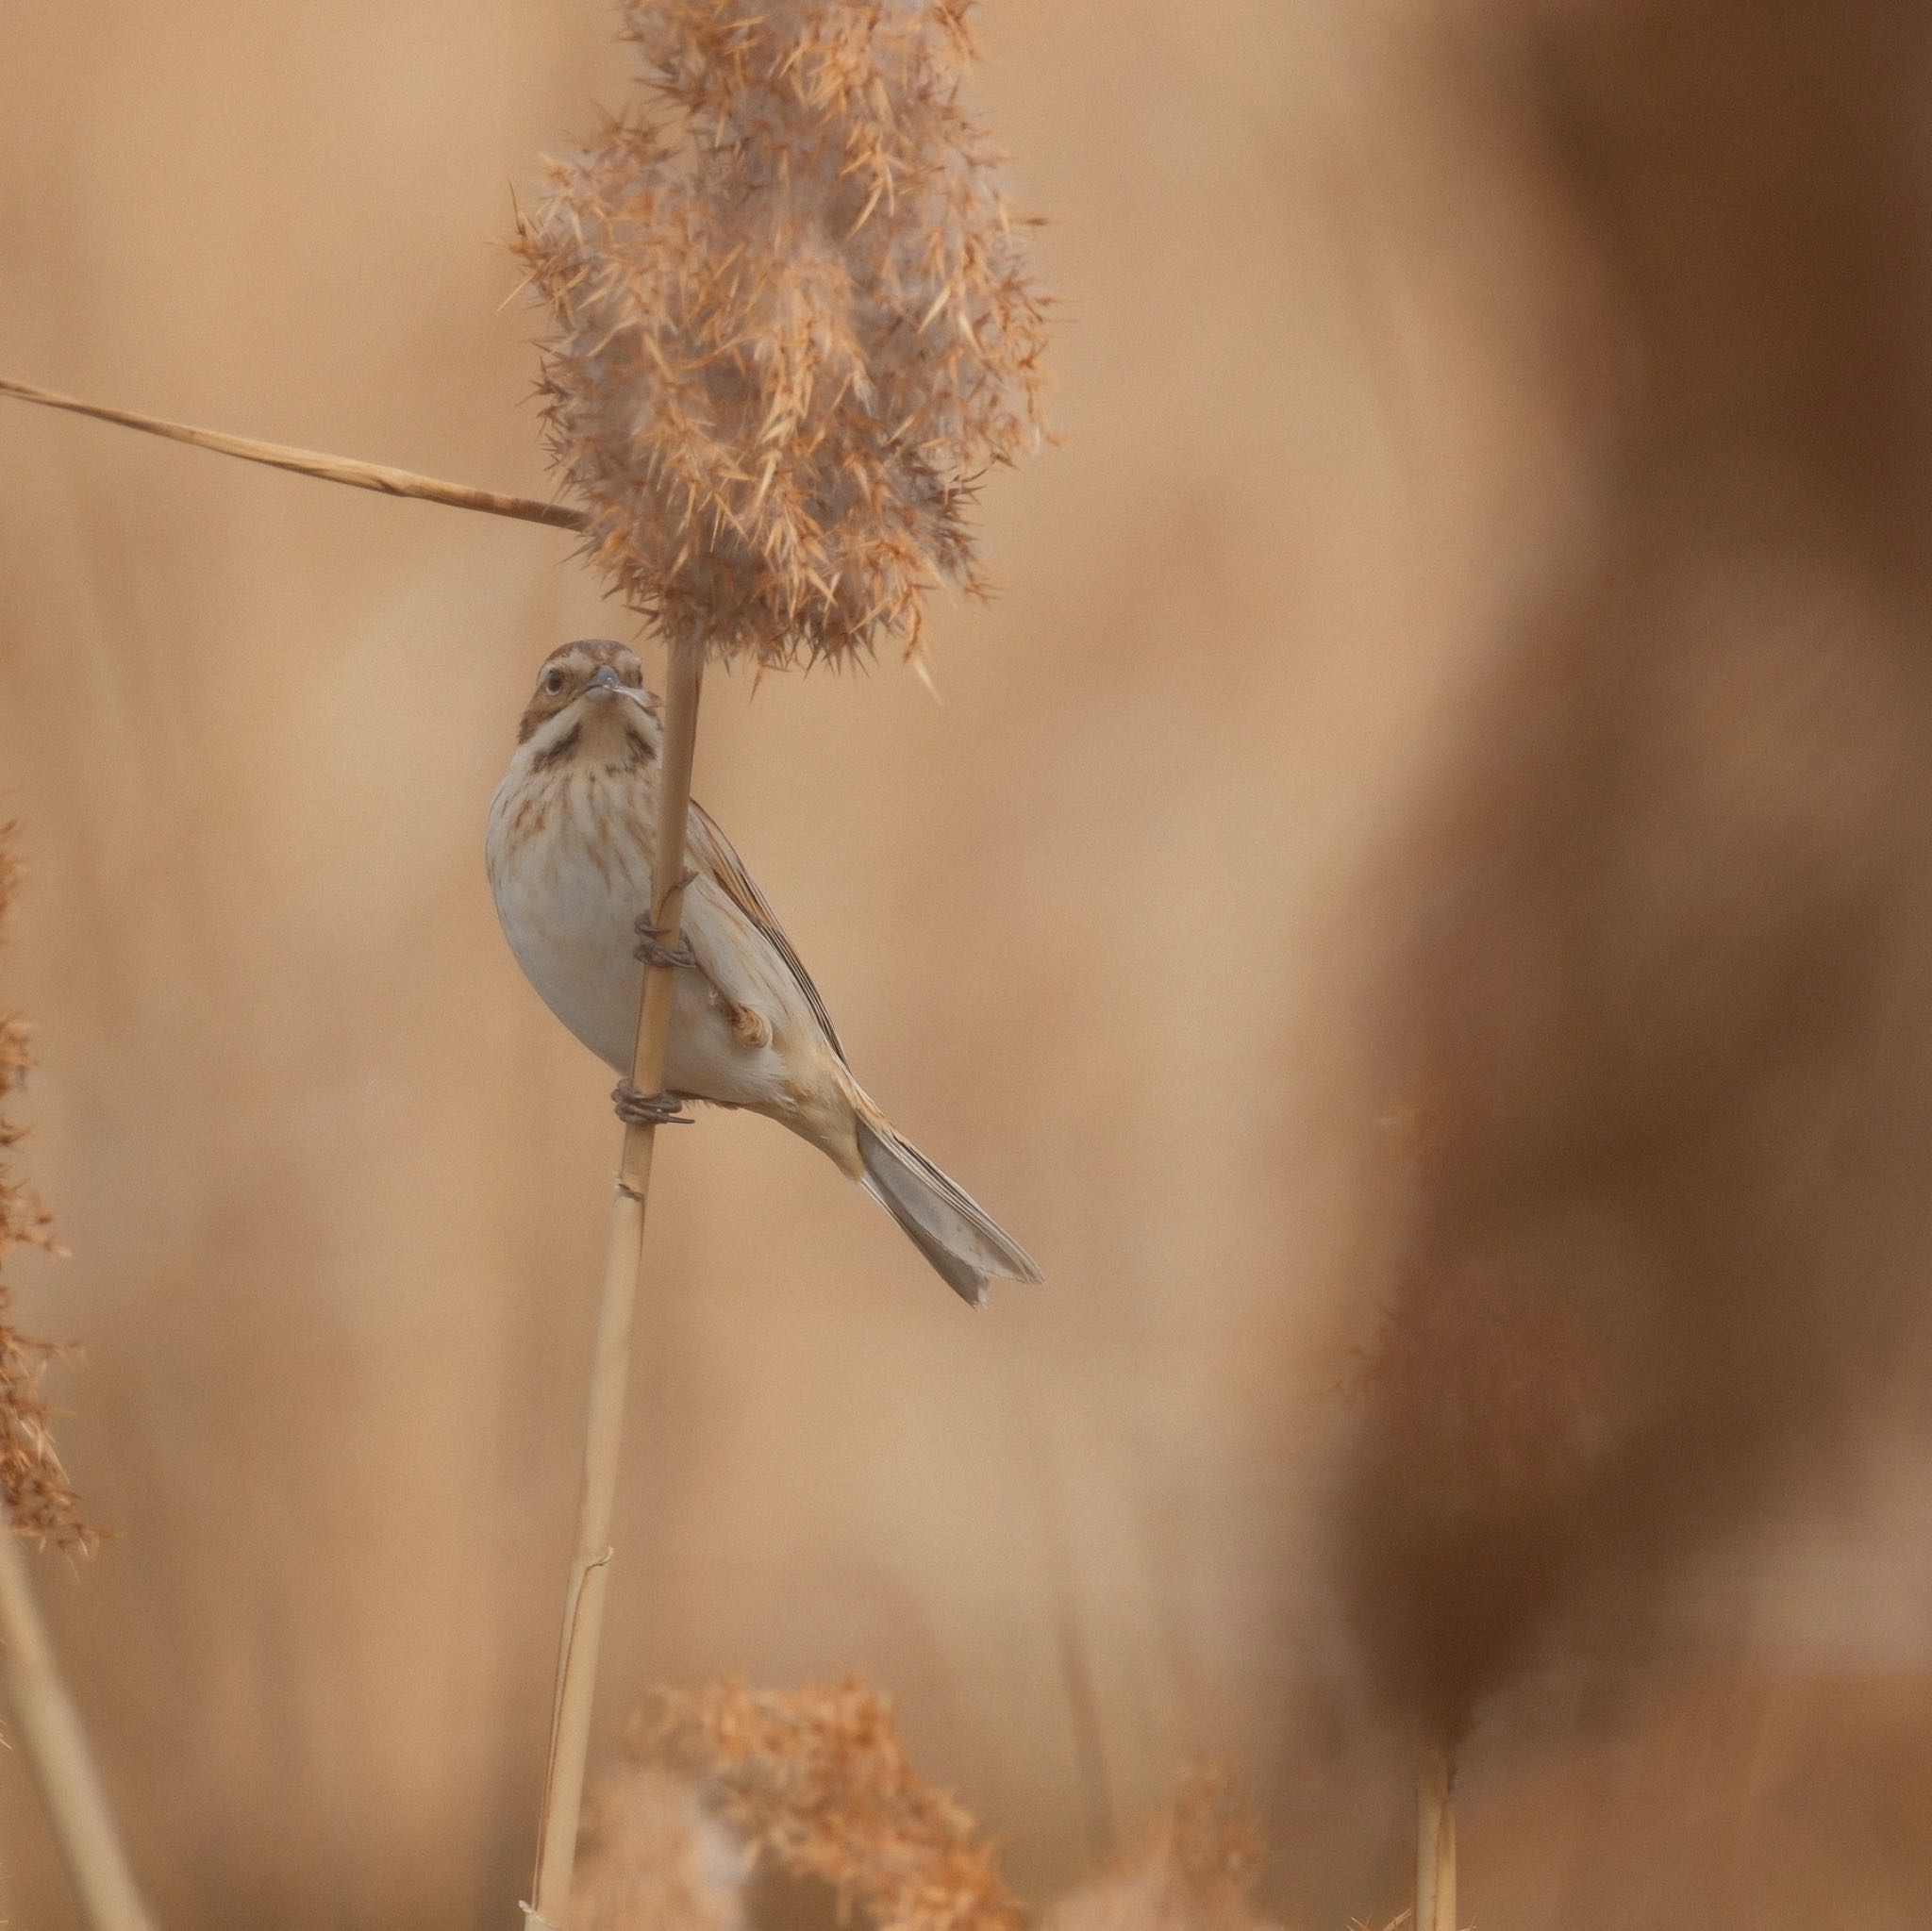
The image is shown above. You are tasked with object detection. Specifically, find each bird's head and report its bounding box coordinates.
[515,639,662,766]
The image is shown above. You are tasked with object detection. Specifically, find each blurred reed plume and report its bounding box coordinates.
[1043,1765,1276,1931]
[655,1677,1028,1931]
[0,828,84,1550]
[641,1679,1282,1931]
[1338,1108,1633,1750]
[570,1766,750,1931]
[513,0,1051,667]
[1328,0,1932,1899]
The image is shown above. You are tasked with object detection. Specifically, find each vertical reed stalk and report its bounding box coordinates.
[1413,1744,1455,1931]
[526,641,705,1931]
[0,1498,157,1931]
[1433,1766,1457,1931]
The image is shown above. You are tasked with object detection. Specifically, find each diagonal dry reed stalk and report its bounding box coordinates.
[0,376,584,530]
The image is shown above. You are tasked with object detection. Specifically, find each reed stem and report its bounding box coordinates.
[0,376,584,531]
[0,1501,158,1931]
[525,641,706,1931]
[1414,1743,1456,1931]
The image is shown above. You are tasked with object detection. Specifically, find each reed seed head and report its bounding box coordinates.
[515,0,1051,669]
[651,1675,1028,1931]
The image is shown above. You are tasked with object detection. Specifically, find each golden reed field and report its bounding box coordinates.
[6,2,1932,1926]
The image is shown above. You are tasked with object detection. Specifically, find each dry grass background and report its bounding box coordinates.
[4,2,1932,1927]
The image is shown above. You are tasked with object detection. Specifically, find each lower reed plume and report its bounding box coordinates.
[579,1676,1290,1931]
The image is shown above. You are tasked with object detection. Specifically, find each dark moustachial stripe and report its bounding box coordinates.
[531,723,583,771]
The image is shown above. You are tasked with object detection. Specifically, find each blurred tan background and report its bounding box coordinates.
[6,2,1932,1925]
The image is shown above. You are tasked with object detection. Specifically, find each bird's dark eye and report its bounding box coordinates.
[541,667,567,696]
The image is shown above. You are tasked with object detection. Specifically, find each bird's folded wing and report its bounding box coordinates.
[685,799,847,1061]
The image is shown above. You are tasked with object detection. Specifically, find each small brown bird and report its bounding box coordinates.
[486,639,1042,1306]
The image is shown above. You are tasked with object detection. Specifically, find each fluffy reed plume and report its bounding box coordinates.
[642,1680,1293,1931]
[0,829,85,1550]
[571,1765,751,1931]
[1339,1118,1629,1923]
[1337,1128,1633,1752]
[1044,1766,1278,1931]
[654,1677,1028,1931]
[513,0,1051,668]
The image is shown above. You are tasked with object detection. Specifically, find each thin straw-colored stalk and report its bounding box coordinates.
[1434,1769,1457,1931]
[1413,1745,1455,1931]
[0,376,585,531]
[526,641,706,1931]
[0,1496,157,1931]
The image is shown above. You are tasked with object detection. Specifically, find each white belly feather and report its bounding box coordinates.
[487,765,820,1115]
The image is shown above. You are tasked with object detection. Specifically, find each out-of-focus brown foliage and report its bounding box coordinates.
[649,1681,1279,1931]
[514,0,1050,669]
[654,1678,1027,1931]
[0,829,86,1549]
[1046,1766,1276,1931]
[1332,0,1932,1753]
[571,1764,750,1931]
[1337,1110,1658,1745]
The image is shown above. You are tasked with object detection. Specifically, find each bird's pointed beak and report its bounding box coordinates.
[584,665,624,702]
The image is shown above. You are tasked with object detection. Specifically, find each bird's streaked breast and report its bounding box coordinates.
[488,765,654,1071]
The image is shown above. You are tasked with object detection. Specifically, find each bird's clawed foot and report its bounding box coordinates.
[611,1080,692,1128]
[632,914,697,971]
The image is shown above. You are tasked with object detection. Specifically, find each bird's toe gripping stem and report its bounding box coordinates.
[611,1080,692,1128]
[632,911,697,972]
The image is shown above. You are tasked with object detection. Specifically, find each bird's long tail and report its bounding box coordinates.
[855,1110,1043,1307]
